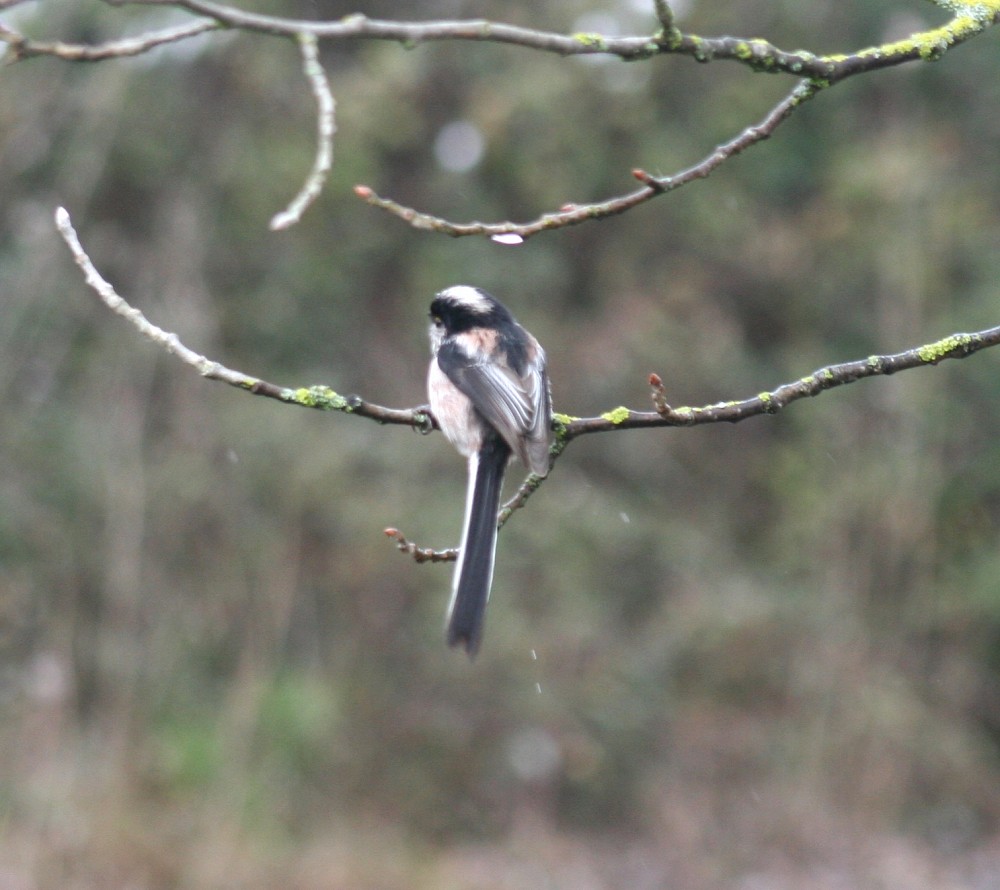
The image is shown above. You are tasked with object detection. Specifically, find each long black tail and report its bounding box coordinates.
[446,437,510,656]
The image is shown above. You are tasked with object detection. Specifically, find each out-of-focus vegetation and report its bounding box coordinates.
[3,0,1000,886]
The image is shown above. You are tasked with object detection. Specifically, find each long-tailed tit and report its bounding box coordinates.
[427,286,552,656]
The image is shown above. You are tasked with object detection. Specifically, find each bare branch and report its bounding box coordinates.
[112,0,999,76]
[55,203,1000,447]
[498,468,557,528]
[481,324,1000,538]
[0,18,218,63]
[55,205,1000,551]
[384,528,458,564]
[385,462,554,564]
[21,1,993,236]
[355,78,821,240]
[54,206,431,431]
[109,0,666,59]
[386,318,1000,558]
[269,32,336,231]
[560,329,1000,439]
[345,2,997,239]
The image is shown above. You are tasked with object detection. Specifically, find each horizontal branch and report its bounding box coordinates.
[658,11,1000,79]
[0,18,219,63]
[387,323,1000,562]
[110,0,668,59]
[559,329,1000,439]
[56,203,1000,446]
[110,0,1000,77]
[56,203,1000,557]
[384,528,457,564]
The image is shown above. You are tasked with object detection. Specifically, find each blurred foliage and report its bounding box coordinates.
[3,0,1000,886]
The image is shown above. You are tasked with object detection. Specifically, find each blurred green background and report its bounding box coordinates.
[3,1,1000,887]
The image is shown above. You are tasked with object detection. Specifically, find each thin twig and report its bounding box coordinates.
[270,32,336,231]
[355,78,821,239]
[53,206,431,430]
[384,528,457,563]
[386,463,551,564]
[0,19,218,63]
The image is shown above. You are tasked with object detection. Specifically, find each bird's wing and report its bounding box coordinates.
[437,340,550,475]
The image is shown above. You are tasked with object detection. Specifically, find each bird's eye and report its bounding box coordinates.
[431,315,443,326]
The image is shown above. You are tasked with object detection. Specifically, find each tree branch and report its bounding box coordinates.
[384,528,458,564]
[384,464,553,565]
[54,206,1000,558]
[355,78,822,240]
[0,18,219,63]
[108,0,999,75]
[108,0,669,59]
[54,198,1000,449]
[268,32,335,231]
[12,2,997,236]
[54,206,431,431]
[559,329,1000,439]
[384,320,1000,561]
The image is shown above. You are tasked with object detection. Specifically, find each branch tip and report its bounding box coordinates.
[654,0,675,31]
[384,527,456,563]
[648,372,672,416]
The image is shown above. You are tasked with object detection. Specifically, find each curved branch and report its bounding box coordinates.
[384,528,457,564]
[385,464,552,565]
[269,32,335,231]
[355,78,822,240]
[387,323,1000,561]
[54,206,430,430]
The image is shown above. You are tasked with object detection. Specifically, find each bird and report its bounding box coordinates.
[427,285,552,656]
